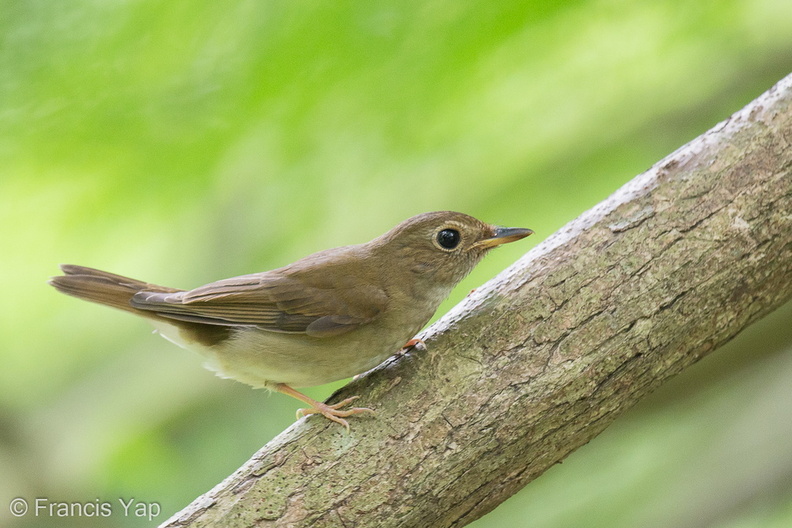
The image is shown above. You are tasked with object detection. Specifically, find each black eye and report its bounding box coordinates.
[436,229,461,249]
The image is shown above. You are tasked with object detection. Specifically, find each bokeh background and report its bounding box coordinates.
[2,1,791,527]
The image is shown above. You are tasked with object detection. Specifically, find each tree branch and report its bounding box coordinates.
[161,73,792,528]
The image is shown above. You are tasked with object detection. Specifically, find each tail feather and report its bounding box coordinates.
[49,264,181,316]
[50,265,230,347]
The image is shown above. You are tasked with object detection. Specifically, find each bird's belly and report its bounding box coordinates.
[191,326,403,389]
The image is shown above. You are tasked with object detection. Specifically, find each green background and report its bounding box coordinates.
[2,1,791,527]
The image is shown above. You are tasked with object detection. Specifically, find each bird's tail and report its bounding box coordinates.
[49,264,181,317]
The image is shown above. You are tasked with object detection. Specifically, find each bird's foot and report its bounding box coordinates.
[398,338,426,355]
[297,396,375,430]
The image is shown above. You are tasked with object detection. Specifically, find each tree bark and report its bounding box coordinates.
[161,74,792,528]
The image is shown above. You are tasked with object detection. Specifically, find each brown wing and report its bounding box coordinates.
[129,270,387,338]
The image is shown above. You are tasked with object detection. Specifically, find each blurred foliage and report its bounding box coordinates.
[1,0,791,527]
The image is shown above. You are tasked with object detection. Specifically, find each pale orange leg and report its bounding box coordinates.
[351,338,427,382]
[399,338,426,354]
[275,383,374,430]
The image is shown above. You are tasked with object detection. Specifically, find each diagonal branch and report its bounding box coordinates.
[161,73,792,528]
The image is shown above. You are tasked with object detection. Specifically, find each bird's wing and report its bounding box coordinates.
[129,272,387,338]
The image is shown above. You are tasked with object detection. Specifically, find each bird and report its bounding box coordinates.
[49,211,532,428]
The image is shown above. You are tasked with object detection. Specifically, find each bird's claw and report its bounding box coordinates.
[398,338,426,355]
[297,396,375,430]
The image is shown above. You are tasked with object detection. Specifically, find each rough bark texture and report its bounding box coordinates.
[161,74,792,528]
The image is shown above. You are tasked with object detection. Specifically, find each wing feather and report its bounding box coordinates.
[129,268,387,337]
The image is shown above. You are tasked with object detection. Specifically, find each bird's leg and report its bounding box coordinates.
[274,383,374,430]
[351,338,427,381]
[398,337,426,355]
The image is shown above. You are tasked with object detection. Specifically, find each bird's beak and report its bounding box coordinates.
[474,226,534,249]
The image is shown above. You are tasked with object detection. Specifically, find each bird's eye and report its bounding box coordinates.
[436,228,461,250]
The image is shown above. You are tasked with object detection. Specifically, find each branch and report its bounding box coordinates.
[161,74,792,528]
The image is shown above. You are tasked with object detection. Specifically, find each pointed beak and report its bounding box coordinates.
[475,226,534,249]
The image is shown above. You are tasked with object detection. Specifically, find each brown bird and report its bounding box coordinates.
[50,211,532,428]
